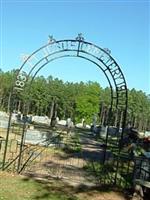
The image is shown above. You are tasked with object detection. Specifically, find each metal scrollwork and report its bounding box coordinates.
[14,36,127,113]
[48,35,56,44]
[76,33,84,41]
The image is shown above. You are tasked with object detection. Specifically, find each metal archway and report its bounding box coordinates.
[1,34,128,185]
[15,34,127,111]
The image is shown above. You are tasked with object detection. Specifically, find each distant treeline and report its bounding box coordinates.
[0,69,150,131]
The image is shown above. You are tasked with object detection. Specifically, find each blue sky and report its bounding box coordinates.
[0,0,150,94]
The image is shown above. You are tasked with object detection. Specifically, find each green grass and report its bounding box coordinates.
[0,171,128,200]
[0,172,78,200]
[83,161,132,188]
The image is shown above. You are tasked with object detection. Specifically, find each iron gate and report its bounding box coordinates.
[0,34,130,186]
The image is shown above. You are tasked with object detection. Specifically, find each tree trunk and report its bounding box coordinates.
[49,99,55,123]
[17,100,21,112]
[114,109,118,127]
[7,92,12,113]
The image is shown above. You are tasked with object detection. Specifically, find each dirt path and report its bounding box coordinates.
[0,171,129,200]
[22,129,104,185]
[20,129,131,199]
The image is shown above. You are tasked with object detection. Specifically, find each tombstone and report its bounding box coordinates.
[99,125,108,138]
[57,120,67,126]
[0,119,9,129]
[24,129,47,145]
[32,115,50,125]
[66,118,72,128]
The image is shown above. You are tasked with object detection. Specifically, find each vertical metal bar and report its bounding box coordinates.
[103,107,112,163]
[114,155,119,185]
[118,157,124,186]
[7,92,12,113]
[77,41,81,56]
[125,159,130,188]
[17,120,26,173]
[139,159,142,179]
[2,112,12,170]
[132,158,137,185]
[115,108,128,184]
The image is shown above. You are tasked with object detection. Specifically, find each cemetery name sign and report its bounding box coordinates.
[14,34,127,110]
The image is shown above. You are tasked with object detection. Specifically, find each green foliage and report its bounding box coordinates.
[0,171,78,200]
[128,89,150,130]
[75,82,101,123]
[0,70,16,111]
[63,133,82,153]
[83,161,132,188]
[0,69,150,130]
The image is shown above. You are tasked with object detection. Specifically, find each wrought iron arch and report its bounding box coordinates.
[15,36,127,110]
[15,35,128,131]
[2,35,128,175]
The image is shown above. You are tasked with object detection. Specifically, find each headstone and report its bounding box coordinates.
[0,119,9,128]
[145,131,150,137]
[57,120,66,126]
[24,129,47,145]
[32,115,50,125]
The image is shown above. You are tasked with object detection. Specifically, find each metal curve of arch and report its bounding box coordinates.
[14,38,128,113]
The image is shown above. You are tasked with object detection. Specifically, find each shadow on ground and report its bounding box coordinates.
[21,173,131,200]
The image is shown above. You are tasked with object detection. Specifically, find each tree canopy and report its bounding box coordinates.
[0,69,150,130]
